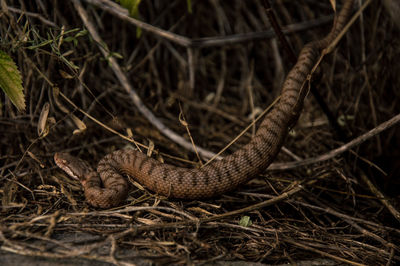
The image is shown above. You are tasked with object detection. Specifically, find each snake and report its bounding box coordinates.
[54,0,354,208]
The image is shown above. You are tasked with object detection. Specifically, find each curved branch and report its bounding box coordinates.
[71,0,218,159]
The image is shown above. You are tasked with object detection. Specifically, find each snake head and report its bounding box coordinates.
[54,152,94,181]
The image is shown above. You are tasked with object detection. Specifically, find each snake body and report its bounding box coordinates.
[54,0,354,208]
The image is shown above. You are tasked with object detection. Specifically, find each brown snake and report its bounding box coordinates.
[54,0,354,208]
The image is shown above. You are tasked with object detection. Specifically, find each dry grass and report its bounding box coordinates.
[1,0,399,265]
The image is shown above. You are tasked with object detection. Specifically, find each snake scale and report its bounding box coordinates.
[54,0,354,208]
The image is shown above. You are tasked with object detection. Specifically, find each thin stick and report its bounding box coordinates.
[71,0,218,160]
[55,90,199,165]
[359,172,400,223]
[284,239,367,266]
[262,0,347,140]
[86,0,334,48]
[268,112,400,170]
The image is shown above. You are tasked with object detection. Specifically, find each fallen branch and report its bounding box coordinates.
[71,0,218,159]
[85,0,334,48]
[269,113,400,170]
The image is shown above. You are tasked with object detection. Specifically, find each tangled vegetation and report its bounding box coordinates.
[1,0,399,265]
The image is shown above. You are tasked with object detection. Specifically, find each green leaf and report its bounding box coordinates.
[187,0,192,13]
[0,50,25,112]
[75,29,88,38]
[239,216,252,227]
[27,39,53,50]
[116,0,141,17]
[64,36,76,42]
[116,0,143,37]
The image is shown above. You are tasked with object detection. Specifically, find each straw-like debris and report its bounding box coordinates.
[1,0,399,265]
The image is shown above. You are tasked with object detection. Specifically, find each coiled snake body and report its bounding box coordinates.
[55,0,354,208]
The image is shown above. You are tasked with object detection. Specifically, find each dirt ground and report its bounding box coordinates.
[1,0,400,265]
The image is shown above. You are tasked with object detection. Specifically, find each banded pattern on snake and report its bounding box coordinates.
[54,0,354,208]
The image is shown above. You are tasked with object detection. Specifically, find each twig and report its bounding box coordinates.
[342,214,396,249]
[85,0,192,46]
[262,0,297,63]
[203,96,280,167]
[7,6,58,27]
[262,0,348,141]
[359,171,400,223]
[305,195,399,251]
[85,0,334,48]
[268,113,400,171]
[119,178,318,232]
[284,239,367,266]
[71,0,218,159]
[55,90,199,166]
